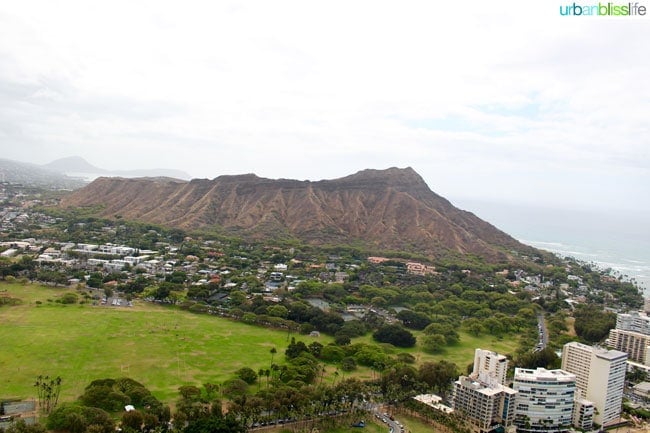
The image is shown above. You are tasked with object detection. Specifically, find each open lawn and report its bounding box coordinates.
[1,281,520,406]
[0,282,330,403]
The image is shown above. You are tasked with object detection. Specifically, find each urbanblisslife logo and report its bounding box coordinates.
[560,2,647,15]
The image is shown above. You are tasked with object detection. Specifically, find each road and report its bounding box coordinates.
[535,313,548,351]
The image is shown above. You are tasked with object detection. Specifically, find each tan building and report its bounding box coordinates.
[452,376,516,433]
[561,342,627,426]
[608,328,650,365]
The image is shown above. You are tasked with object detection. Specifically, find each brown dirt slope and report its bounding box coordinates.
[60,167,537,260]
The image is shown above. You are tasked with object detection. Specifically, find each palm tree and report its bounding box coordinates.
[258,369,265,391]
[270,347,277,369]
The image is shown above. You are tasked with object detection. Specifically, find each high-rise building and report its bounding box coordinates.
[608,328,650,365]
[452,376,516,433]
[615,311,650,334]
[512,368,576,433]
[472,349,509,386]
[561,342,627,426]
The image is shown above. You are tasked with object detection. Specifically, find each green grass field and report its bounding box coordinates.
[0,282,330,403]
[1,282,519,406]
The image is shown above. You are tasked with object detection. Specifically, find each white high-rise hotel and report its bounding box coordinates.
[561,342,627,426]
[512,368,576,433]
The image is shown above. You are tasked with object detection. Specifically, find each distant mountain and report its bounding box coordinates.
[0,158,86,189]
[43,156,104,173]
[60,167,540,260]
[43,156,192,180]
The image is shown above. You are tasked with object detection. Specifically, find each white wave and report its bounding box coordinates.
[519,239,566,248]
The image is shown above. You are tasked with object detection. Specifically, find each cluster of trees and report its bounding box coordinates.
[34,375,62,414]
[515,347,561,370]
[373,324,416,347]
[0,256,36,280]
[47,405,116,433]
[573,304,616,343]
[37,346,457,433]
[78,378,166,415]
[47,378,169,433]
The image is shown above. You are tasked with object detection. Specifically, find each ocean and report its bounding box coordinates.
[452,199,650,294]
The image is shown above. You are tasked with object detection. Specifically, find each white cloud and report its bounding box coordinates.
[0,0,648,210]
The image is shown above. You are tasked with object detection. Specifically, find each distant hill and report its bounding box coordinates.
[0,158,86,189]
[43,156,103,173]
[60,167,540,261]
[43,156,192,181]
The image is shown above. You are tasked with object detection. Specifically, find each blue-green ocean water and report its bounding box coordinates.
[453,199,650,294]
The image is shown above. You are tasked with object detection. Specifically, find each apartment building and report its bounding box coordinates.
[561,342,627,426]
[452,376,516,433]
[608,328,650,365]
[472,348,508,386]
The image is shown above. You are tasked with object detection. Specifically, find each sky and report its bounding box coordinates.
[1,0,649,212]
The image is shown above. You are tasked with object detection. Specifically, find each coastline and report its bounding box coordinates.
[453,198,650,295]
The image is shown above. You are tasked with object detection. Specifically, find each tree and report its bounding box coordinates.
[334,334,351,346]
[627,366,647,384]
[179,385,202,402]
[320,345,346,362]
[341,357,357,372]
[308,341,324,358]
[204,383,219,400]
[121,410,144,431]
[78,377,163,416]
[285,338,309,359]
[270,347,277,368]
[235,367,258,385]
[423,322,459,344]
[47,404,114,433]
[267,305,288,318]
[396,309,431,330]
[419,361,458,394]
[60,292,78,304]
[573,304,616,342]
[222,379,248,399]
[373,324,416,347]
[463,318,484,336]
[184,415,246,433]
[34,375,62,414]
[422,334,447,353]
[4,420,46,433]
[517,347,560,370]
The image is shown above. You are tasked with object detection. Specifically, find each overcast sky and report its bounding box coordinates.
[1,0,649,212]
